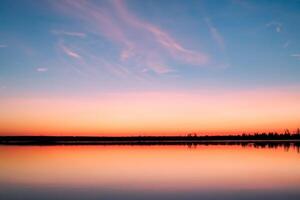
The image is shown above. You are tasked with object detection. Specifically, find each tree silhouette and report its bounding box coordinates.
[284,129,290,135]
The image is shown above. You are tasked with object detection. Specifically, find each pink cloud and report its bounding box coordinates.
[120,47,135,61]
[60,44,81,59]
[53,0,209,76]
[145,25,208,65]
[58,0,132,47]
[36,67,48,72]
[113,0,209,65]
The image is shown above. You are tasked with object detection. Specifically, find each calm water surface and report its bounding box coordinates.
[0,144,300,200]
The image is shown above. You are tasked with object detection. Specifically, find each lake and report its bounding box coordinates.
[1,144,300,200]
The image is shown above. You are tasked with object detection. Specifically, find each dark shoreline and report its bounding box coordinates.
[1,136,300,146]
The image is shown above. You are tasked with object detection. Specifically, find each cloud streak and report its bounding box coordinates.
[283,41,290,48]
[36,67,48,72]
[291,54,300,59]
[291,54,300,57]
[266,21,282,33]
[204,18,225,50]
[53,0,209,76]
[52,30,86,38]
[60,44,81,59]
[113,0,208,65]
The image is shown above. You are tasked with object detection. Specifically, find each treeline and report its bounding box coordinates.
[186,128,300,140]
[0,128,299,145]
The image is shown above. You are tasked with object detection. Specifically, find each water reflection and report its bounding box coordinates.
[0,144,300,200]
[185,142,300,153]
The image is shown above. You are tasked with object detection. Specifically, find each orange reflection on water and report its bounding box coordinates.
[0,145,300,191]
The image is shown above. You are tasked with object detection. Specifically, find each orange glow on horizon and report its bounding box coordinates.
[0,88,300,136]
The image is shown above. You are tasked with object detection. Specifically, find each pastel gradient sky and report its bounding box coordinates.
[0,0,300,135]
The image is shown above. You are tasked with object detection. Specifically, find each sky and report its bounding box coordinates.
[0,0,300,136]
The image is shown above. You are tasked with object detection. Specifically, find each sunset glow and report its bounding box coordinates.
[1,1,300,200]
[1,0,300,136]
[0,87,300,135]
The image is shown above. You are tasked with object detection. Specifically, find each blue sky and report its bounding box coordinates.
[0,0,300,96]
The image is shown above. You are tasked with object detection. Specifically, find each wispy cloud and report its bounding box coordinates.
[36,67,48,72]
[60,44,81,59]
[283,41,290,48]
[113,0,209,66]
[120,47,135,61]
[266,21,282,33]
[204,18,225,50]
[145,60,174,74]
[52,30,86,38]
[0,44,7,48]
[53,0,209,76]
[291,54,300,59]
[145,25,208,65]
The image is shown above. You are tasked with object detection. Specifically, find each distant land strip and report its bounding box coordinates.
[1,132,300,146]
